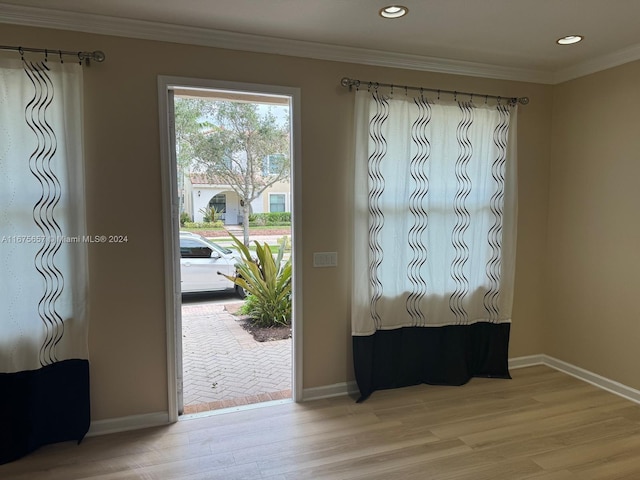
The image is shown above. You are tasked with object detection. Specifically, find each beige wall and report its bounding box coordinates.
[259,180,291,214]
[548,61,640,391]
[1,24,552,421]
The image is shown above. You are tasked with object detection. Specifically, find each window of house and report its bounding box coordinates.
[263,153,285,176]
[269,193,286,213]
[209,193,226,213]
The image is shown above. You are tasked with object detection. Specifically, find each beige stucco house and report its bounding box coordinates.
[184,173,290,224]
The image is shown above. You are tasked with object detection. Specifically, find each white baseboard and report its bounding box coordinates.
[302,380,359,401]
[541,355,640,406]
[87,412,170,437]
[88,355,640,437]
[87,385,359,437]
[298,354,640,406]
[508,354,545,370]
[509,354,640,406]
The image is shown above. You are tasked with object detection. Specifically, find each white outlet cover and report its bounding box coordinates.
[313,252,337,267]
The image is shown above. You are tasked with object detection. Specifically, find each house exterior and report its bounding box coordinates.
[184,173,290,224]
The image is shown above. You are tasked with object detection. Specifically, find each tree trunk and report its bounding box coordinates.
[241,202,250,246]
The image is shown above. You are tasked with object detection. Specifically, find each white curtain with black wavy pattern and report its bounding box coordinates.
[352,89,517,400]
[0,57,89,464]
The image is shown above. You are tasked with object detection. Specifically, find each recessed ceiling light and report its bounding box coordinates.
[556,35,584,45]
[379,5,409,19]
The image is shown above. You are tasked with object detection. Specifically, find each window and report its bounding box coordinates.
[350,90,518,399]
[352,91,517,330]
[269,193,286,213]
[209,193,226,213]
[180,238,213,258]
[263,153,285,176]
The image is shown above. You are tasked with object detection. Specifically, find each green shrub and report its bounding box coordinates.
[222,234,291,327]
[239,295,260,316]
[249,214,266,226]
[183,221,223,229]
[266,212,291,224]
[247,212,291,227]
[179,211,191,227]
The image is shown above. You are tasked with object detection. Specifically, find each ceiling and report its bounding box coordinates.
[2,0,640,84]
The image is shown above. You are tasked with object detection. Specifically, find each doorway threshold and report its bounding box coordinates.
[182,388,291,415]
[180,397,293,421]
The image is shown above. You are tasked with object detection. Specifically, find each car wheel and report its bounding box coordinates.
[235,284,246,299]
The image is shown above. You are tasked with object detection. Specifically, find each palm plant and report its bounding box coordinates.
[198,205,224,223]
[222,234,292,327]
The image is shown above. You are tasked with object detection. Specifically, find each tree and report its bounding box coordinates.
[174,98,212,171]
[175,97,290,245]
[174,98,212,216]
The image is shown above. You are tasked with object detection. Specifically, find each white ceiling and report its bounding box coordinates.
[2,0,640,84]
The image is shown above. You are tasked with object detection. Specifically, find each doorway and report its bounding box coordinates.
[158,77,302,421]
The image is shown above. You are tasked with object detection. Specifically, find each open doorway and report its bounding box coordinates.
[158,77,302,421]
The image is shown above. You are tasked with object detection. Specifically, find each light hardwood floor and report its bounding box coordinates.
[2,365,640,479]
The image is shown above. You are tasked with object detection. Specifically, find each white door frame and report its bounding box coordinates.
[157,76,303,422]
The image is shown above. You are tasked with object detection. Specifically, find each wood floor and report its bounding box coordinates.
[2,365,640,479]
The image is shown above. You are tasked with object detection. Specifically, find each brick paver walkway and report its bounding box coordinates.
[181,302,291,414]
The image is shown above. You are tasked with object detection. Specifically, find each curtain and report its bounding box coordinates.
[0,57,89,464]
[352,89,517,401]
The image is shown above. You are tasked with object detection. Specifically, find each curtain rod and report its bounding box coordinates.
[340,77,529,105]
[0,45,106,65]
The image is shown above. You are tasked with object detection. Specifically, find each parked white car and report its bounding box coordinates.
[179,232,245,297]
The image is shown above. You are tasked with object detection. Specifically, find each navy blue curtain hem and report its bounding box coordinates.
[0,358,90,465]
[353,322,511,401]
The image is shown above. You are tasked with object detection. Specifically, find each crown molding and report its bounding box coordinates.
[5,4,640,85]
[553,42,640,84]
[0,3,554,84]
